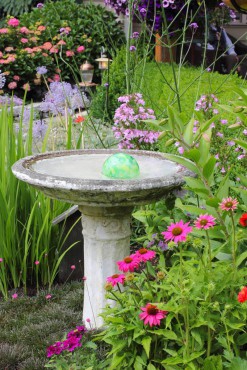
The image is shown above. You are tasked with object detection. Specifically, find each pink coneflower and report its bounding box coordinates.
[139,303,168,327]
[117,254,140,272]
[106,273,125,287]
[161,220,192,244]
[134,248,156,262]
[71,265,76,270]
[12,293,18,299]
[35,260,40,265]
[219,197,238,211]
[46,294,52,300]
[86,318,91,323]
[237,286,247,303]
[194,214,216,230]
[0,258,3,263]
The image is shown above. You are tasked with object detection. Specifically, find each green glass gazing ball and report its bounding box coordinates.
[102,153,140,179]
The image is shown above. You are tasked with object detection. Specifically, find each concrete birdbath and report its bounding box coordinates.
[12,149,189,327]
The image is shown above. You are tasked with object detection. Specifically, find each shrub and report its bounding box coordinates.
[0,0,125,97]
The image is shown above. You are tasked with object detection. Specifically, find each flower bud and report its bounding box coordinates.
[157,271,165,280]
[125,273,135,282]
[105,283,113,291]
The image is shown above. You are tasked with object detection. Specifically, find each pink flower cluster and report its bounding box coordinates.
[113,93,159,149]
[116,248,156,273]
[195,94,219,114]
[47,325,86,358]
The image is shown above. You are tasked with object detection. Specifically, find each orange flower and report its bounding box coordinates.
[238,287,247,303]
[74,116,85,123]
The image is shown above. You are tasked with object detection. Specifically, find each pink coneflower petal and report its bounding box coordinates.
[139,303,168,327]
[161,220,192,243]
[134,248,156,262]
[106,273,126,287]
[117,254,140,272]
[219,197,238,211]
[194,214,216,230]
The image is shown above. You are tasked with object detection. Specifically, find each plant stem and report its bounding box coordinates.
[206,230,212,270]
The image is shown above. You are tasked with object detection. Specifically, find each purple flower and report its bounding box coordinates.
[227,141,235,147]
[104,82,109,87]
[220,119,228,125]
[0,70,6,89]
[37,3,43,8]
[33,120,48,140]
[132,32,139,39]
[36,66,47,75]
[129,46,136,52]
[189,22,198,30]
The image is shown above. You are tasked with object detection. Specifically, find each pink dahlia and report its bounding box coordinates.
[134,248,156,262]
[162,220,192,243]
[194,214,216,230]
[66,50,74,57]
[117,254,140,272]
[219,197,238,211]
[106,273,125,287]
[139,303,168,327]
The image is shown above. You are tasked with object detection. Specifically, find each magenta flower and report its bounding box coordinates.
[47,342,63,357]
[139,303,168,327]
[117,254,140,272]
[107,273,126,287]
[194,214,216,230]
[219,197,238,211]
[0,258,3,262]
[71,265,76,270]
[134,248,156,262]
[162,220,192,243]
[46,294,52,300]
[35,260,40,265]
[12,293,18,299]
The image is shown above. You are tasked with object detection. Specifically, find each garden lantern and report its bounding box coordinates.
[95,47,112,70]
[80,61,94,83]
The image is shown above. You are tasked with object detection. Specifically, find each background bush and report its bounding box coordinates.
[0,0,125,98]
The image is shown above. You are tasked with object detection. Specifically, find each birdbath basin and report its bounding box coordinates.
[12,149,189,327]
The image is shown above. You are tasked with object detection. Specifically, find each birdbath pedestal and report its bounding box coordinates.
[12,149,189,328]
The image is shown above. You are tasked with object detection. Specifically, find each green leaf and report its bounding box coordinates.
[234,139,247,151]
[141,336,152,358]
[206,197,220,208]
[183,118,195,146]
[162,356,184,365]
[110,354,126,369]
[203,157,216,182]
[147,329,177,340]
[228,357,247,370]
[203,355,223,370]
[184,148,201,163]
[236,250,247,267]
[236,333,247,346]
[147,364,157,370]
[162,153,200,176]
[216,173,230,199]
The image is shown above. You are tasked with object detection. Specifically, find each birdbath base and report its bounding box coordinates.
[79,205,133,328]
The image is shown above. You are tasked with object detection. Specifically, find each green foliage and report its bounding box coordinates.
[0,281,83,369]
[1,0,125,97]
[98,244,247,369]
[134,63,246,119]
[0,102,71,297]
[0,0,36,17]
[90,47,127,121]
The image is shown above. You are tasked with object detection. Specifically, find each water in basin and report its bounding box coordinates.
[31,153,179,180]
